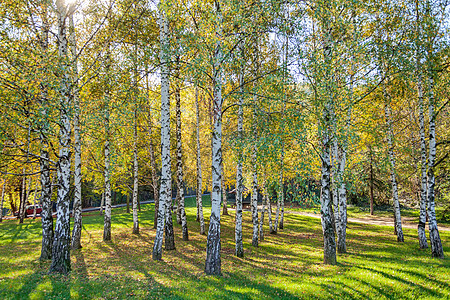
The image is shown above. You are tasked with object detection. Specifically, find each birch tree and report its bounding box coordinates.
[103,43,112,242]
[38,2,53,260]
[174,57,188,240]
[70,9,83,250]
[49,0,72,274]
[195,86,205,235]
[234,40,244,257]
[423,0,444,259]
[205,0,224,276]
[152,4,172,260]
[0,180,5,222]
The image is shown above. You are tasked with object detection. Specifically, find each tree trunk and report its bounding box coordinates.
[0,180,5,222]
[153,7,172,260]
[332,138,340,237]
[174,66,188,240]
[69,12,83,251]
[132,108,139,235]
[259,177,267,242]
[222,171,228,215]
[19,122,32,224]
[383,79,404,242]
[103,44,112,242]
[100,191,104,215]
[278,149,285,230]
[267,181,273,234]
[426,76,444,258]
[195,86,205,235]
[18,173,26,223]
[234,40,245,257]
[49,1,72,274]
[205,0,223,276]
[320,16,337,265]
[251,92,259,247]
[251,143,259,247]
[337,146,347,253]
[369,147,374,215]
[417,67,428,249]
[147,109,159,229]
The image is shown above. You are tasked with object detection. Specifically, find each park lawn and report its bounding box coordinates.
[0,197,448,299]
[287,204,450,225]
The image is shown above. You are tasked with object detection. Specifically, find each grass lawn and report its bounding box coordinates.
[0,195,449,299]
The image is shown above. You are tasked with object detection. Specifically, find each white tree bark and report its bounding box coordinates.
[234,40,245,257]
[267,181,274,234]
[320,16,337,265]
[174,62,188,240]
[426,76,444,258]
[49,0,72,274]
[259,177,267,242]
[383,77,404,242]
[195,86,205,235]
[153,6,172,260]
[132,108,139,235]
[38,3,53,260]
[69,12,83,250]
[251,142,259,247]
[417,69,428,249]
[251,97,259,247]
[147,107,159,229]
[103,44,112,242]
[205,0,223,276]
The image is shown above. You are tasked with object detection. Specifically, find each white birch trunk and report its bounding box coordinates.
[38,3,53,260]
[417,69,428,249]
[337,145,347,253]
[50,0,72,274]
[320,18,337,265]
[152,7,172,260]
[259,177,267,242]
[174,63,188,240]
[426,76,444,258]
[103,44,112,242]
[195,86,205,235]
[132,108,139,235]
[267,181,274,234]
[332,136,339,236]
[147,108,159,229]
[383,78,404,242]
[251,93,259,247]
[234,40,244,257]
[69,12,83,250]
[205,0,223,275]
[251,142,259,247]
[100,191,104,215]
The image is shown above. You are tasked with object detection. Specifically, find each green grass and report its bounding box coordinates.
[287,203,450,225]
[0,195,449,299]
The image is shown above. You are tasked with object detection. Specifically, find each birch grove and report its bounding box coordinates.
[1,0,450,281]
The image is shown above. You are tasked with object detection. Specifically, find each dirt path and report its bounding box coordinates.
[286,210,450,231]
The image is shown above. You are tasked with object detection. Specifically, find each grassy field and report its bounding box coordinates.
[0,196,449,299]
